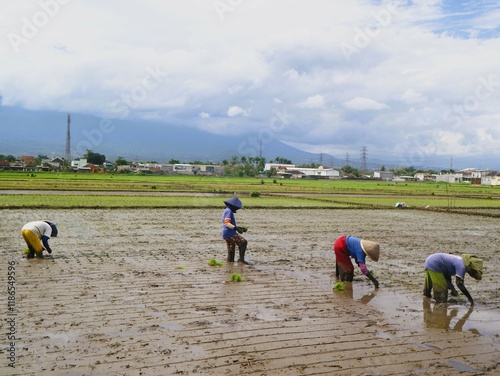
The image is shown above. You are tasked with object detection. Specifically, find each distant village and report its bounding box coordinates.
[1,155,500,186]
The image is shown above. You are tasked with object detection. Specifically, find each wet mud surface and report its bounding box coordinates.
[1,208,499,375]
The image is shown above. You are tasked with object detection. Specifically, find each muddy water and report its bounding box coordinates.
[336,281,500,337]
[3,208,500,375]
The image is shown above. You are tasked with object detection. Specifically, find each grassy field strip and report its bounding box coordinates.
[1,172,500,197]
[1,192,498,209]
[318,195,500,208]
[0,194,352,208]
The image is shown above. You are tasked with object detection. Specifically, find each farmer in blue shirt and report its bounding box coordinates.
[423,253,483,305]
[333,235,380,287]
[222,197,250,264]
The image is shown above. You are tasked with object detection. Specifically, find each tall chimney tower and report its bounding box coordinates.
[65,113,71,162]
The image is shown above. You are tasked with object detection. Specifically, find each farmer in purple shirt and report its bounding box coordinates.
[423,253,483,305]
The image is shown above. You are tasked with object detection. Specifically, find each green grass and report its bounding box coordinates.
[1,171,499,210]
[0,194,352,209]
[1,171,499,197]
[324,195,500,209]
[1,193,497,210]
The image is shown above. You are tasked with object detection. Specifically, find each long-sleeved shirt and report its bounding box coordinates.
[424,253,467,279]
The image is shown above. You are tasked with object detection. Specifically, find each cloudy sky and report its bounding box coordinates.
[1,0,500,168]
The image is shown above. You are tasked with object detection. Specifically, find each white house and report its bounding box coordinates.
[481,171,500,186]
[284,166,340,179]
[264,163,296,171]
[173,163,194,174]
[414,173,433,181]
[457,168,489,184]
[71,158,88,169]
[373,171,394,180]
[435,173,464,183]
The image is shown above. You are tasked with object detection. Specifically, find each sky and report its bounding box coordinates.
[1,0,500,169]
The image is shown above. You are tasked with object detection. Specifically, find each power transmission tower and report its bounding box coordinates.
[345,152,350,166]
[65,113,71,163]
[319,152,323,166]
[360,146,367,172]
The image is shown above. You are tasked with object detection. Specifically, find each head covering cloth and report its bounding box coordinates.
[44,220,58,237]
[461,253,483,279]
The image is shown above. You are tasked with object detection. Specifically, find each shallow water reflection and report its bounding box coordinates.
[422,299,476,332]
[332,281,378,304]
[333,283,500,338]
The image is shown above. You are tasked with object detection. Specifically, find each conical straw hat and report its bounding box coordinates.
[360,240,380,262]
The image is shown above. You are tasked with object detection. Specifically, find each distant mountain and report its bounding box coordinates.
[2,106,495,170]
[0,106,336,166]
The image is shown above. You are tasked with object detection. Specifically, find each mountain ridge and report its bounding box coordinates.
[0,106,343,166]
[1,106,494,171]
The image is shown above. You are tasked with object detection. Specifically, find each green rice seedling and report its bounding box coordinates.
[333,282,345,291]
[208,258,223,266]
[23,248,29,254]
[177,265,185,269]
[231,273,243,282]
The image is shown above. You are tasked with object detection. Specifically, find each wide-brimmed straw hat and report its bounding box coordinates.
[360,239,380,262]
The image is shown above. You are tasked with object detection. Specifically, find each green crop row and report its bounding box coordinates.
[2,192,498,210]
[0,194,352,209]
[1,171,499,197]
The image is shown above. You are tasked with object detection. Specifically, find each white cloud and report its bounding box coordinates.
[343,97,389,111]
[400,89,427,104]
[1,0,500,167]
[299,95,325,109]
[227,106,249,117]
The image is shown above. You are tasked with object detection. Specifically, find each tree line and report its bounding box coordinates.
[2,151,455,177]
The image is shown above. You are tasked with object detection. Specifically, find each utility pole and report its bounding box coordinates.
[360,146,367,172]
[65,113,71,163]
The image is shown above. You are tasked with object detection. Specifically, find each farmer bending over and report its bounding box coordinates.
[222,197,250,264]
[22,220,58,259]
[424,253,483,305]
[334,235,380,288]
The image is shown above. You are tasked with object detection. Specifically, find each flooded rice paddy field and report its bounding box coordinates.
[1,208,499,375]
